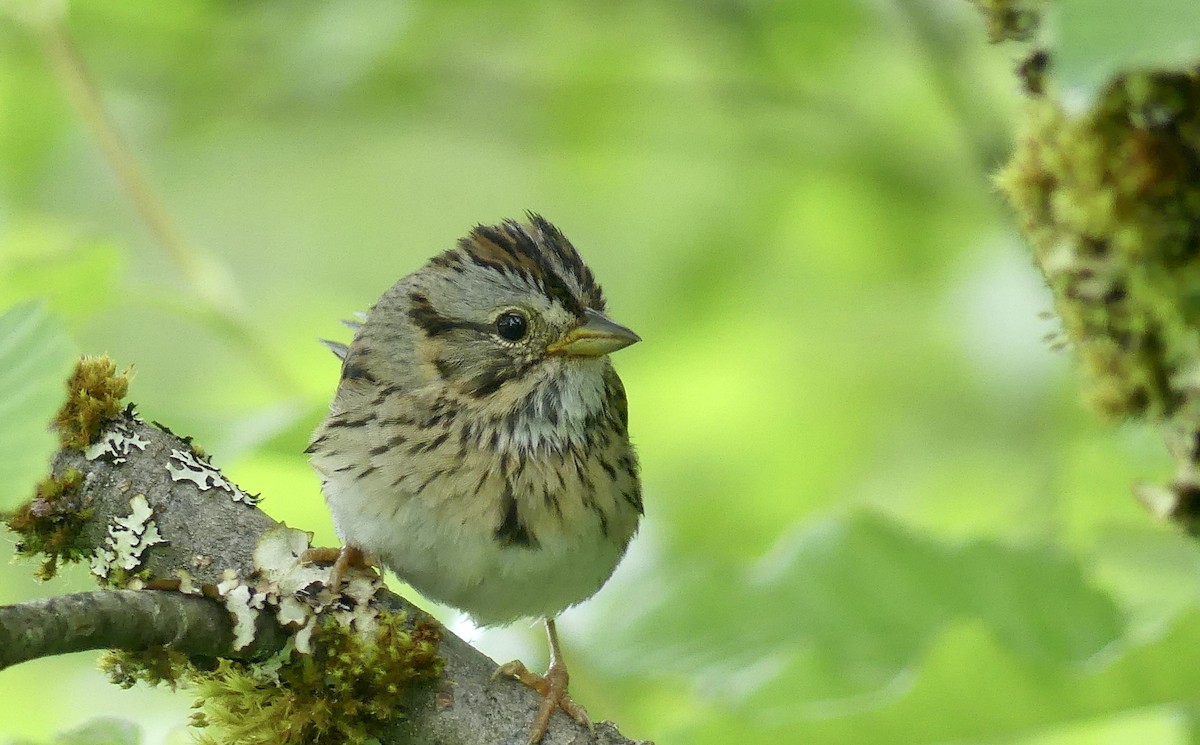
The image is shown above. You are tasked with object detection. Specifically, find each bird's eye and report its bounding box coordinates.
[495,311,528,341]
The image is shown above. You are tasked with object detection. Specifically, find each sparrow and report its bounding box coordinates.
[307,214,642,742]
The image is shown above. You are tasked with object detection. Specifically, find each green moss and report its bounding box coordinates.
[100,647,190,690]
[997,70,1200,424]
[99,565,156,590]
[102,609,443,745]
[192,611,442,744]
[55,355,130,450]
[4,468,90,580]
[971,0,1043,43]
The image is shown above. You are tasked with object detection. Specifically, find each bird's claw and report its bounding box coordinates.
[299,545,375,593]
[495,659,592,744]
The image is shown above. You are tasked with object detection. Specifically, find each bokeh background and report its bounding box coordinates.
[4,1,1200,743]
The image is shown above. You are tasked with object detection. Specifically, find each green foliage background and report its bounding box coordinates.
[3,1,1200,743]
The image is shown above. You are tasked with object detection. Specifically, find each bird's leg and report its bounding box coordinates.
[300,545,373,593]
[494,618,592,744]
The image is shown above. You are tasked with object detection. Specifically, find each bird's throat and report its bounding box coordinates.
[495,362,609,455]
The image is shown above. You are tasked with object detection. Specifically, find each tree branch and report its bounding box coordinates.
[1,409,649,745]
[0,589,285,670]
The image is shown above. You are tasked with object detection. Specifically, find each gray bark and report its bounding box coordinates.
[0,589,285,669]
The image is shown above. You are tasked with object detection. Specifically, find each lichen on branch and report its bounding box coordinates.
[188,611,443,745]
[4,355,132,579]
[100,606,443,745]
[99,521,445,744]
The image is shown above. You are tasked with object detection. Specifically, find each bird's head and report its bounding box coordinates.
[395,214,639,412]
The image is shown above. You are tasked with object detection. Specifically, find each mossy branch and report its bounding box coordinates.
[0,359,647,745]
[971,3,1200,533]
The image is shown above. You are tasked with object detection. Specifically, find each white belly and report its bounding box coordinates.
[323,474,635,626]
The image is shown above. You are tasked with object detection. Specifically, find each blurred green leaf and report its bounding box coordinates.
[0,24,69,201]
[611,513,1124,702]
[1054,0,1200,98]
[670,612,1200,745]
[0,301,75,511]
[5,717,143,745]
[57,718,140,745]
[0,226,124,325]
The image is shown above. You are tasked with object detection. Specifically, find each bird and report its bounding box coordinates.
[306,213,643,743]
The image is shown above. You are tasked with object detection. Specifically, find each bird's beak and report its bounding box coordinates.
[548,309,641,358]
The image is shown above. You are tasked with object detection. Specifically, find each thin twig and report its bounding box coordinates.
[38,23,207,294]
[36,20,302,395]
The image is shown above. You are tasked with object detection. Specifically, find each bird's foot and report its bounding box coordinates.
[300,545,374,593]
[494,658,592,744]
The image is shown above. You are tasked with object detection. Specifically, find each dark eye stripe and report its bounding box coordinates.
[408,292,491,337]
